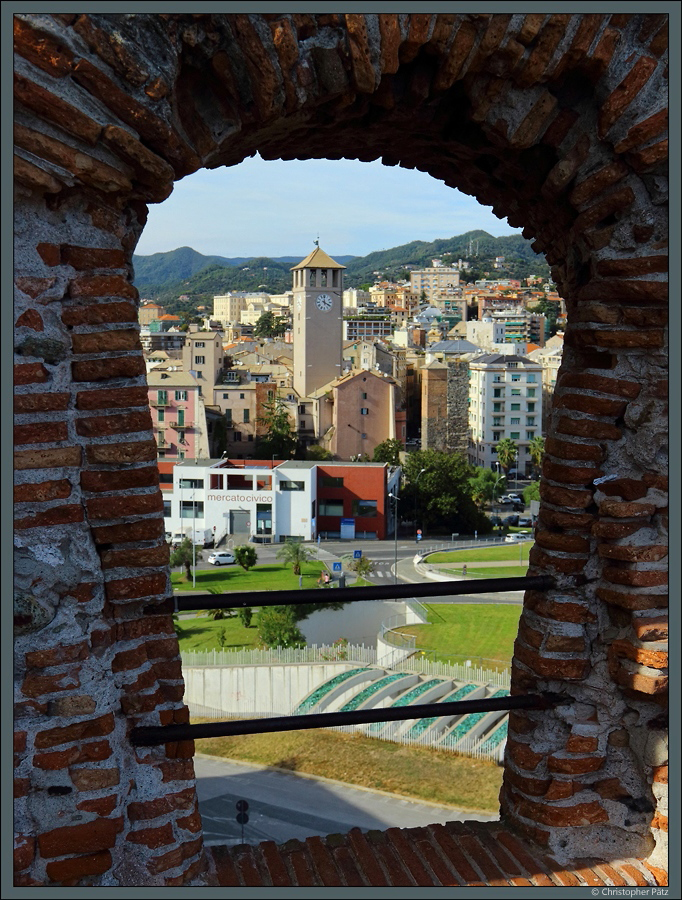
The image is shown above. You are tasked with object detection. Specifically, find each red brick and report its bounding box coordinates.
[507,786,608,827]
[81,466,158,493]
[599,55,658,138]
[14,505,84,530]
[542,459,601,486]
[15,421,69,445]
[614,108,668,154]
[87,492,162,519]
[597,478,650,501]
[90,517,164,547]
[597,586,667,611]
[166,739,195,760]
[61,245,127,270]
[14,362,49,385]
[111,644,148,674]
[557,372,641,399]
[543,634,585,652]
[16,308,44,331]
[513,642,589,680]
[634,615,668,642]
[598,544,667,562]
[151,659,183,681]
[494,831,554,886]
[556,416,622,441]
[610,639,668,669]
[145,638,179,661]
[598,498,656,518]
[120,688,165,716]
[14,392,69,413]
[72,330,141,355]
[539,482,593,509]
[176,810,202,833]
[47,695,97,717]
[592,521,645,539]
[503,766,551,797]
[159,760,196,783]
[554,393,628,417]
[101,544,170,569]
[39,817,123,858]
[603,568,667,588]
[611,666,668,695]
[15,275,59,298]
[566,734,599,753]
[447,826,509,886]
[85,440,157,465]
[548,754,605,775]
[69,273,137,300]
[69,767,120,792]
[528,546,587,574]
[430,823,485,885]
[36,242,61,266]
[25,641,89,669]
[13,17,75,75]
[14,833,36,871]
[62,301,138,326]
[14,446,82,470]
[115,617,174,641]
[147,837,202,874]
[14,479,72,503]
[569,161,629,209]
[537,508,595,531]
[46,850,113,883]
[544,437,604,462]
[126,823,175,849]
[76,386,150,410]
[14,777,31,797]
[35,714,115,750]
[72,356,146,382]
[77,794,118,816]
[534,531,590,554]
[506,737,544,772]
[106,573,168,603]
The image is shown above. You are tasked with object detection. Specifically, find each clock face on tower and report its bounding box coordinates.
[315,293,333,311]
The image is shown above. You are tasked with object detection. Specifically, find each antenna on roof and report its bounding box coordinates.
[314,233,319,247]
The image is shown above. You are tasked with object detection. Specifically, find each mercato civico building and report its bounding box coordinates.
[159,458,401,545]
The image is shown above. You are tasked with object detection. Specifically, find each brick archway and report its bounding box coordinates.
[14,13,667,886]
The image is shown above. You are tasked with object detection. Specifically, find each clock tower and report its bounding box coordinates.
[292,246,345,398]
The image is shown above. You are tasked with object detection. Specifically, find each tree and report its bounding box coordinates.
[238,607,253,628]
[257,606,306,649]
[468,467,505,508]
[254,310,286,339]
[169,537,201,581]
[523,481,541,505]
[255,396,298,459]
[528,436,545,478]
[304,444,333,461]
[372,438,403,466]
[495,438,518,475]
[349,556,375,578]
[234,545,258,571]
[276,539,316,576]
[402,449,491,535]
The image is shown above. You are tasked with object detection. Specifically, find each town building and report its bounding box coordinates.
[148,366,210,459]
[467,353,543,472]
[528,332,564,433]
[138,300,167,325]
[161,458,401,544]
[410,265,460,300]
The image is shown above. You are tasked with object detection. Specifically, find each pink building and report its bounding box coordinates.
[147,367,208,459]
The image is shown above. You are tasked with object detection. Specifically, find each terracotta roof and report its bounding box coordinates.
[207,821,664,887]
[291,246,346,270]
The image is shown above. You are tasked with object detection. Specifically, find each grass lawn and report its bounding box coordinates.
[393,603,521,666]
[194,727,503,812]
[443,565,529,579]
[172,560,326,593]
[428,544,531,564]
[177,615,260,652]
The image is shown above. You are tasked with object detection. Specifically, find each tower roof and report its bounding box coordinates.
[291,246,346,271]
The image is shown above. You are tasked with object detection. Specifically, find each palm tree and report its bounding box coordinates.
[529,436,546,479]
[495,437,518,475]
[169,537,201,581]
[276,539,317,576]
[234,545,258,571]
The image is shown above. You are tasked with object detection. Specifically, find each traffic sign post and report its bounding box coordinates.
[332,562,342,572]
[353,550,362,559]
[235,800,249,844]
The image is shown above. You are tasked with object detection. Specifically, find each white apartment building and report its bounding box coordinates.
[213,291,271,327]
[528,333,564,433]
[343,288,372,308]
[410,266,460,300]
[467,354,543,472]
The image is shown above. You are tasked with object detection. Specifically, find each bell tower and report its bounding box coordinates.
[292,245,345,398]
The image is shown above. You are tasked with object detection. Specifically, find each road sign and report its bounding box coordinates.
[236,812,249,824]
[236,800,249,812]
[332,561,342,571]
[353,550,362,559]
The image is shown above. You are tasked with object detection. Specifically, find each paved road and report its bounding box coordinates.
[194,754,497,847]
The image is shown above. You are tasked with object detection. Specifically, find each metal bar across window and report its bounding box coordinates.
[174,575,555,612]
[131,692,567,746]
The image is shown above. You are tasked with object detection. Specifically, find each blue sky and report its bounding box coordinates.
[135,155,522,259]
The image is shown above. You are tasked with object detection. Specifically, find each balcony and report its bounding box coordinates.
[170,420,193,429]
[150,397,172,407]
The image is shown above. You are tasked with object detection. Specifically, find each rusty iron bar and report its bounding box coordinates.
[174,575,556,612]
[131,692,568,746]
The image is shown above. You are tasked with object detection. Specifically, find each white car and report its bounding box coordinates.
[505,531,531,543]
[506,494,522,503]
[207,551,236,566]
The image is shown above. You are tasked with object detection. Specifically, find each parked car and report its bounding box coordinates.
[518,517,533,527]
[507,494,522,503]
[505,531,531,543]
[511,502,525,512]
[489,515,503,526]
[503,515,520,526]
[207,551,236,566]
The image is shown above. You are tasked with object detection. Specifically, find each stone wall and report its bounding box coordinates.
[13,12,667,886]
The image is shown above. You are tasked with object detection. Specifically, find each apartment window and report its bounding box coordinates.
[222,393,229,399]
[210,474,223,490]
[508,362,519,368]
[511,374,521,382]
[512,389,521,395]
[527,402,536,412]
[527,417,536,426]
[527,374,537,383]
[159,473,174,485]
[320,475,344,488]
[493,388,503,398]
[243,409,249,423]
[247,434,254,442]
[493,403,502,412]
[179,478,203,489]
[298,404,306,414]
[195,342,205,348]
[318,500,344,516]
[267,390,274,401]
[178,451,185,459]
[225,409,232,425]
[526,431,535,440]
[511,418,520,425]
[510,432,520,439]
[180,500,204,519]
[511,403,521,411]
[362,392,367,400]
[280,480,305,491]
[233,431,242,442]
[157,408,165,423]
[527,388,536,398]
[163,500,171,517]
[157,390,168,405]
[195,356,205,365]
[352,499,377,517]
[240,393,245,400]
[493,418,503,427]
[175,390,187,401]
[360,408,369,415]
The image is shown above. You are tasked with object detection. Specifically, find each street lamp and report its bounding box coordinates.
[388,492,400,585]
[414,467,427,544]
